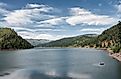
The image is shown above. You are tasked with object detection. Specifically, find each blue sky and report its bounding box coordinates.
[0,0,120,40]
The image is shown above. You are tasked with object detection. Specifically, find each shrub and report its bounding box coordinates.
[111,45,121,53]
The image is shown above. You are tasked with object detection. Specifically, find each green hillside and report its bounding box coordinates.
[39,22,121,53]
[97,22,121,52]
[39,34,98,47]
[0,28,34,49]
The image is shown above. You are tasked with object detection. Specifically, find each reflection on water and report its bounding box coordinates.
[0,48,121,79]
[67,72,91,79]
[0,69,92,79]
[0,69,73,79]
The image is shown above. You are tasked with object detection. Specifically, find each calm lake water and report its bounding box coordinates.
[0,48,121,79]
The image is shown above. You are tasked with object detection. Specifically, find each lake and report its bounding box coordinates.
[0,48,121,79]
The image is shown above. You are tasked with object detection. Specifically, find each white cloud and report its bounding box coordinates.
[25,4,45,8]
[0,4,119,40]
[80,28,104,32]
[0,2,7,8]
[117,5,121,12]
[24,3,54,13]
[2,3,56,27]
[69,7,91,15]
[66,7,118,26]
[0,2,10,15]
[38,17,66,26]
[18,31,72,40]
[80,28,106,34]
[4,10,33,26]
[0,8,10,15]
[36,34,60,40]
[2,5,118,28]
[115,1,121,13]
[114,1,121,18]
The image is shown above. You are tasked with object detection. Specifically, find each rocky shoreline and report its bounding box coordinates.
[109,53,121,61]
[104,48,121,62]
[96,48,121,62]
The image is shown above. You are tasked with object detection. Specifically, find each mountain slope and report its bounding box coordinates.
[0,28,34,49]
[97,22,121,52]
[40,34,98,47]
[39,22,121,53]
[98,22,121,47]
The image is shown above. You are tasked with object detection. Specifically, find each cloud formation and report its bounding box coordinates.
[66,7,118,26]
[115,1,121,18]
[3,3,56,27]
[0,3,119,40]
[115,1,121,13]
[0,2,10,16]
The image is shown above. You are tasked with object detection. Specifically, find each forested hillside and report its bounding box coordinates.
[39,34,98,47]
[0,28,33,49]
[40,22,121,53]
[97,22,121,52]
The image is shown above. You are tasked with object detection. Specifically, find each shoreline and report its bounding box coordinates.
[39,46,121,62]
[109,53,121,61]
[2,46,121,62]
[100,48,121,62]
[109,53,121,62]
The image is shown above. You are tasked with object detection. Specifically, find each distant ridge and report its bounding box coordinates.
[27,39,50,46]
[39,21,121,53]
[38,34,98,47]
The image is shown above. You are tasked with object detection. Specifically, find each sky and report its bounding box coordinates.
[0,0,120,40]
